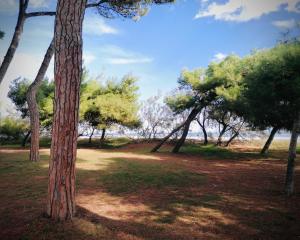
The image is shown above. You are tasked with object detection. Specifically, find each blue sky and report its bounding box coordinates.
[0,0,300,115]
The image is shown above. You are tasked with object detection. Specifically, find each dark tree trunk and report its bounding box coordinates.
[151,122,185,152]
[225,131,239,147]
[0,0,28,85]
[216,124,227,146]
[47,0,86,221]
[88,127,95,144]
[101,128,106,141]
[285,113,300,196]
[26,38,54,162]
[172,108,200,153]
[99,128,106,147]
[21,130,31,147]
[197,119,208,145]
[260,127,279,155]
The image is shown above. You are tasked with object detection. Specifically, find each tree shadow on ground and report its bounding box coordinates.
[0,149,299,240]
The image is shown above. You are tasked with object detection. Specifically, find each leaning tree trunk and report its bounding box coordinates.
[99,128,106,147]
[47,0,86,221]
[26,39,54,162]
[172,108,200,153]
[260,126,279,155]
[151,122,185,152]
[197,119,208,145]
[88,127,95,144]
[225,131,239,147]
[216,124,227,146]
[285,113,300,196]
[0,0,28,85]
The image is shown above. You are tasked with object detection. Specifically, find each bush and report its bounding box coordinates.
[0,116,29,143]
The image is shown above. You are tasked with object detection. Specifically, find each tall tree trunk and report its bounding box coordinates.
[151,122,185,152]
[0,0,28,85]
[285,113,300,196]
[26,39,54,162]
[21,130,31,147]
[47,0,86,221]
[260,126,279,155]
[197,119,208,145]
[88,127,95,144]
[172,108,200,153]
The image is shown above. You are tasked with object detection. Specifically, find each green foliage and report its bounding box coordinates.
[80,74,140,130]
[95,0,175,19]
[242,42,300,130]
[0,116,29,142]
[166,56,244,121]
[7,78,54,128]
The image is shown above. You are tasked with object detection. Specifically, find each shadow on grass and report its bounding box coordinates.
[0,149,299,240]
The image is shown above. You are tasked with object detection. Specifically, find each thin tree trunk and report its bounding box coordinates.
[88,127,95,144]
[197,119,208,145]
[47,0,86,221]
[216,124,227,146]
[260,127,279,155]
[101,128,106,141]
[21,130,31,147]
[26,39,54,162]
[225,131,239,147]
[99,128,106,147]
[172,108,200,153]
[151,122,185,152]
[0,0,28,85]
[285,113,300,196]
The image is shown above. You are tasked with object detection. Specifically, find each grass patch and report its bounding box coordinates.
[180,143,261,159]
[99,159,205,194]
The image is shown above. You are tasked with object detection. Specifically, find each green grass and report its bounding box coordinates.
[180,143,260,159]
[99,159,205,194]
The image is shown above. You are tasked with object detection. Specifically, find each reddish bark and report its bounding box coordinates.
[26,39,54,162]
[47,0,86,221]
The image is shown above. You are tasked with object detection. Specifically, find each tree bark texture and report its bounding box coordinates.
[285,113,300,196]
[47,0,86,221]
[0,0,28,85]
[26,39,54,162]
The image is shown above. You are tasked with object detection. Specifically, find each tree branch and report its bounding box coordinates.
[26,0,108,18]
[25,11,56,18]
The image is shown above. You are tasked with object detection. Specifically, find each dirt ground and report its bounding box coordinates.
[0,142,299,240]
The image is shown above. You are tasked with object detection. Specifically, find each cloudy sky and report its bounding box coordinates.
[0,0,300,115]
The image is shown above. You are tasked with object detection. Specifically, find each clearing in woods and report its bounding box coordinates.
[0,141,299,240]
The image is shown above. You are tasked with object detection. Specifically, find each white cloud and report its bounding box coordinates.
[95,45,154,65]
[195,0,300,22]
[83,15,118,36]
[106,57,153,65]
[272,19,299,28]
[212,52,227,62]
[83,52,96,65]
